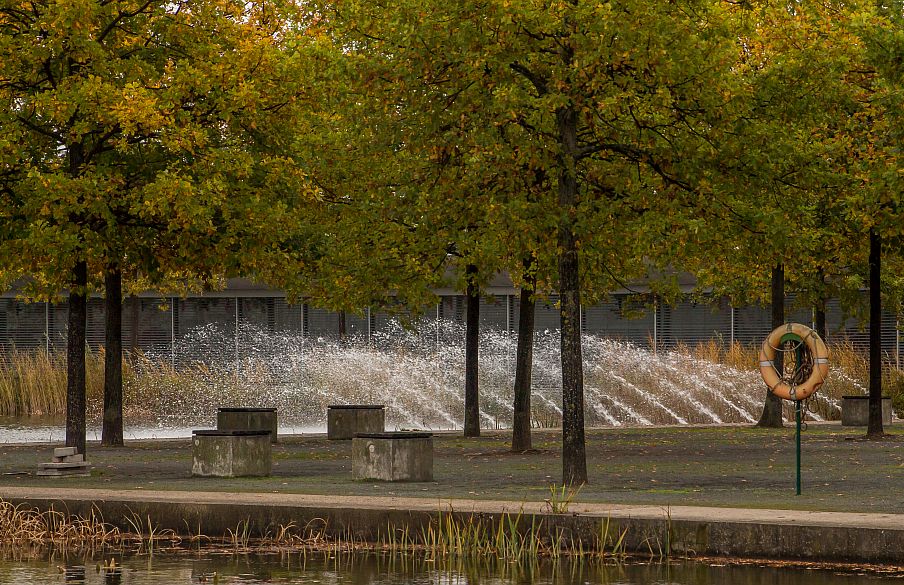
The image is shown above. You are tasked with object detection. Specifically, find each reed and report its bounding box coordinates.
[0,348,108,417]
[545,483,583,515]
[699,339,904,418]
[0,336,898,423]
[405,509,627,561]
[0,501,121,547]
[0,499,633,561]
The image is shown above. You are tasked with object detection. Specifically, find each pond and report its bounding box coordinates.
[1,551,900,585]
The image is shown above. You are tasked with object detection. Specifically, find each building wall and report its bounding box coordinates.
[0,294,899,367]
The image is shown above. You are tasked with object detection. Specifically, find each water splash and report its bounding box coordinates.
[125,319,850,432]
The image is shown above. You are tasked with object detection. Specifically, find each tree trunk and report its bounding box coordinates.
[756,263,784,428]
[102,266,124,446]
[66,260,88,456]
[867,229,884,438]
[557,103,587,486]
[338,311,347,340]
[511,269,536,452]
[464,264,481,437]
[815,304,827,342]
[815,267,827,342]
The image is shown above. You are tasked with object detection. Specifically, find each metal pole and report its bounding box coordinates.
[234,298,240,376]
[435,303,440,352]
[45,301,50,354]
[730,306,735,346]
[506,295,511,334]
[506,294,513,376]
[170,297,176,368]
[897,316,900,371]
[796,399,802,496]
[653,300,658,353]
[367,307,372,345]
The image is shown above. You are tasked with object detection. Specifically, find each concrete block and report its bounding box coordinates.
[36,468,91,477]
[53,447,77,458]
[192,430,271,478]
[352,432,433,482]
[841,396,892,426]
[217,408,278,443]
[328,405,385,440]
[39,462,91,470]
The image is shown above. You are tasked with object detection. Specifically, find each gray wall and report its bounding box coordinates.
[0,293,899,367]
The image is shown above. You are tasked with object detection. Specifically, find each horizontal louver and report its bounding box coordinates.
[0,294,898,367]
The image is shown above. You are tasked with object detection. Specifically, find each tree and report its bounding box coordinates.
[511,260,537,452]
[316,0,743,485]
[0,0,319,453]
[670,2,874,431]
[843,4,904,437]
[463,264,481,437]
[757,264,785,428]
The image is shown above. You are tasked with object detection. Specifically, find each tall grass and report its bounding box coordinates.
[0,349,104,417]
[0,339,900,420]
[691,338,904,418]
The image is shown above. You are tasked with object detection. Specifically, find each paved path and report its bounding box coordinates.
[4,485,904,530]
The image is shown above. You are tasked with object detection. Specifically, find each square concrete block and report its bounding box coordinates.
[328,405,385,440]
[192,430,271,477]
[841,396,892,426]
[352,432,433,482]
[38,447,90,477]
[217,408,278,443]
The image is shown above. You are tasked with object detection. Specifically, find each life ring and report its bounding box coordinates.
[758,323,829,401]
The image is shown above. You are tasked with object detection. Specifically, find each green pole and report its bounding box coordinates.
[796,398,802,496]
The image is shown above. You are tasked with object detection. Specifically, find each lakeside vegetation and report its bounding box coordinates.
[0,498,633,561]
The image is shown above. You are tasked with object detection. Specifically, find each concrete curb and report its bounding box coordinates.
[2,487,902,564]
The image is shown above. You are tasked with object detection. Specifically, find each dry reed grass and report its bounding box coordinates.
[0,338,900,420]
[0,500,632,560]
[0,349,105,417]
[0,500,122,547]
[689,338,904,417]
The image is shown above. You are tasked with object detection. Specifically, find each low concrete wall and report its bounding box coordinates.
[352,432,433,482]
[217,408,278,443]
[841,396,892,426]
[192,431,271,477]
[5,489,904,564]
[327,406,384,440]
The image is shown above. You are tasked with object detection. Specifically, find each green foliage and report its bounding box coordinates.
[0,0,320,297]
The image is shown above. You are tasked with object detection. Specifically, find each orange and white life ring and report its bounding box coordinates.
[758,323,829,401]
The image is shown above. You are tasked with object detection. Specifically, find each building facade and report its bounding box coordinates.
[0,278,899,367]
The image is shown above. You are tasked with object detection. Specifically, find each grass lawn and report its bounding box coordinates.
[1,423,903,514]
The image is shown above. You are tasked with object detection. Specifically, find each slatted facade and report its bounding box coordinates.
[0,293,901,367]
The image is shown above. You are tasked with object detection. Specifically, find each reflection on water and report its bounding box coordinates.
[0,550,897,585]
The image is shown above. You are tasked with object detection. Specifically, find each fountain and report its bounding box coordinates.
[0,318,851,442]
[120,319,845,433]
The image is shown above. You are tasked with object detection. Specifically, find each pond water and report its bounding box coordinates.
[0,551,900,585]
